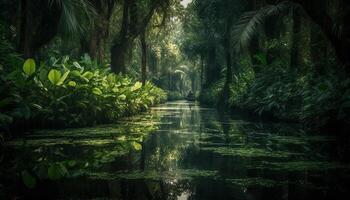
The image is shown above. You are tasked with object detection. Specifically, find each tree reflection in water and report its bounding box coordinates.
[3,101,350,199]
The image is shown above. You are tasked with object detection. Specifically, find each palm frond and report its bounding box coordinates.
[232,1,293,52]
[179,65,190,71]
[49,0,96,38]
[174,69,186,75]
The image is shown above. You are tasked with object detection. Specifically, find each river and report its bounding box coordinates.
[2,101,350,199]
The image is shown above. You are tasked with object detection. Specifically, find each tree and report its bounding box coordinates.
[140,29,147,85]
[293,0,350,71]
[232,0,350,73]
[16,0,95,58]
[88,0,116,63]
[110,0,171,73]
[290,7,301,69]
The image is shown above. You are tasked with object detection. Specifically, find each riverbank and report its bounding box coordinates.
[0,58,167,139]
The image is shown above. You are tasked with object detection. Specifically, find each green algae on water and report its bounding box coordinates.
[201,146,301,158]
[226,177,285,188]
[256,161,350,172]
[81,169,219,181]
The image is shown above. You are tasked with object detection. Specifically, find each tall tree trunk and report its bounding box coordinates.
[168,72,171,90]
[90,0,114,64]
[90,27,105,63]
[224,43,232,84]
[110,0,159,73]
[141,30,147,85]
[206,45,219,85]
[310,23,328,75]
[221,16,233,107]
[224,17,233,86]
[18,0,32,58]
[290,8,301,69]
[191,60,196,92]
[18,0,60,58]
[110,0,130,73]
[97,17,110,64]
[294,0,350,72]
[18,0,26,54]
[89,31,98,59]
[200,54,204,90]
[111,40,130,73]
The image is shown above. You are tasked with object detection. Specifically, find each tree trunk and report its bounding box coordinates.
[90,0,114,64]
[110,0,130,73]
[290,8,301,69]
[310,23,328,74]
[18,0,32,58]
[192,60,196,92]
[111,40,130,73]
[206,45,219,85]
[200,54,204,90]
[90,28,105,63]
[97,17,110,64]
[89,31,98,59]
[224,45,232,83]
[294,0,350,72]
[110,0,159,73]
[224,18,233,85]
[18,0,61,58]
[140,30,147,85]
[18,0,27,54]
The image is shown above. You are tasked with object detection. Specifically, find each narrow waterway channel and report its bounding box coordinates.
[2,101,350,199]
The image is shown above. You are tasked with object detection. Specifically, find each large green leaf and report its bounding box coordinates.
[82,71,94,80]
[57,70,70,85]
[68,81,77,87]
[92,87,103,95]
[112,86,119,93]
[131,141,142,151]
[21,170,36,188]
[23,59,36,76]
[131,82,142,92]
[118,94,126,100]
[107,74,116,83]
[73,61,83,72]
[71,70,82,77]
[48,163,67,180]
[48,69,62,85]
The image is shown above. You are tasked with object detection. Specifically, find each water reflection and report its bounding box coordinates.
[2,101,350,199]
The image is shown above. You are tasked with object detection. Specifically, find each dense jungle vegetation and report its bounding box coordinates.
[1,0,350,199]
[183,0,350,132]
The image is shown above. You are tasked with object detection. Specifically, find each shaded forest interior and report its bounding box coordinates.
[1,0,350,199]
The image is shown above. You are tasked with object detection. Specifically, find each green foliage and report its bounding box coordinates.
[23,59,36,76]
[228,66,255,106]
[0,32,23,139]
[166,91,183,101]
[48,163,68,180]
[0,57,167,131]
[232,1,292,50]
[131,141,142,151]
[21,170,37,189]
[48,69,63,85]
[227,59,350,128]
[200,80,225,106]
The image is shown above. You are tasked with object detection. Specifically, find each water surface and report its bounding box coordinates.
[2,101,350,199]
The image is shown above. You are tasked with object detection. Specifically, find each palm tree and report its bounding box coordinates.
[231,1,293,52]
[18,0,95,57]
[232,0,350,72]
